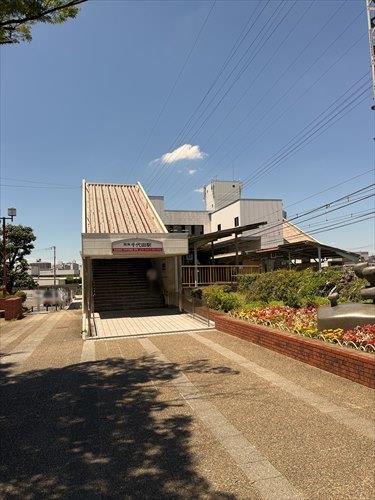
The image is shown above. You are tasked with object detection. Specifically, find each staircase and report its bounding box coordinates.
[92,259,164,312]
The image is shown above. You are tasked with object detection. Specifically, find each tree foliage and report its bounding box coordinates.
[0,0,86,44]
[0,224,37,293]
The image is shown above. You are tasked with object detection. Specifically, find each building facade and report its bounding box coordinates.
[150,179,284,251]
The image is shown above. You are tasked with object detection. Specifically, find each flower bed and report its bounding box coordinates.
[229,305,375,353]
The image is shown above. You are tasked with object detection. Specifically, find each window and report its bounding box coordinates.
[193,225,204,235]
[217,224,221,231]
[234,217,239,227]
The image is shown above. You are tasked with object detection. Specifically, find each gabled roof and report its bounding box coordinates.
[282,219,318,244]
[83,181,167,234]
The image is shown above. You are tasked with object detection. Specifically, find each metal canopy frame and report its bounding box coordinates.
[188,221,266,286]
[188,221,266,249]
[251,240,361,272]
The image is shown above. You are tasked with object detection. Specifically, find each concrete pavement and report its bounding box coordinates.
[1,311,374,499]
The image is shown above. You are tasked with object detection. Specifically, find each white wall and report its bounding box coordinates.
[210,200,241,232]
[210,199,283,249]
[240,199,283,248]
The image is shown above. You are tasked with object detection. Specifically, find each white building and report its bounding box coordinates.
[150,179,284,252]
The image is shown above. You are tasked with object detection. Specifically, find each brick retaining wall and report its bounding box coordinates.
[0,297,23,321]
[210,310,375,389]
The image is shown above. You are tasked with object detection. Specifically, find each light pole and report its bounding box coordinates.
[1,207,17,293]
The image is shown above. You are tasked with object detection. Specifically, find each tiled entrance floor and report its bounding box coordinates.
[91,308,213,338]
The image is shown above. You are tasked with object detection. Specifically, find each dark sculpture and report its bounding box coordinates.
[317,262,375,331]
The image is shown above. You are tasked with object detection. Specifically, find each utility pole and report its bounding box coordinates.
[1,208,17,293]
[52,245,56,286]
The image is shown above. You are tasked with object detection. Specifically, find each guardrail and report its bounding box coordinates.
[181,289,210,327]
[181,265,260,287]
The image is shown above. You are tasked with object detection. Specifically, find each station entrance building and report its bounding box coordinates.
[81,181,188,330]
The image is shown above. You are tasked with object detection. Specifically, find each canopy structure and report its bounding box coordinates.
[188,222,266,249]
[251,240,361,271]
[187,221,266,286]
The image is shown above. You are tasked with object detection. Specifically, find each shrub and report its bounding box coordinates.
[244,269,301,304]
[220,292,244,312]
[202,285,223,310]
[237,267,365,305]
[237,274,258,291]
[14,290,27,303]
[299,295,330,307]
[202,285,244,312]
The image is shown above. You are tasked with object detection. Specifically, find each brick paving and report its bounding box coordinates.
[1,311,374,499]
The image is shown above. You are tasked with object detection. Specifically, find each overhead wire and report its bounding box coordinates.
[265,214,375,246]
[172,68,370,209]
[129,0,217,180]
[163,0,268,155]
[1,183,80,189]
[146,0,296,193]
[145,0,273,191]
[210,80,371,209]
[0,177,78,188]
[165,7,366,207]
[179,0,293,146]
[242,184,375,243]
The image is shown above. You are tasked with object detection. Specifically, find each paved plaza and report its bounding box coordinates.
[1,311,374,498]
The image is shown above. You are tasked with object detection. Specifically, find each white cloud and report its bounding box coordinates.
[194,187,204,193]
[151,144,207,165]
[188,169,197,175]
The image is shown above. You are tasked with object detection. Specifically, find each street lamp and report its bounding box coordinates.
[8,208,17,219]
[1,207,17,292]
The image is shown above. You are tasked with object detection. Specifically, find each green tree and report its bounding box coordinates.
[0,224,37,293]
[0,0,86,44]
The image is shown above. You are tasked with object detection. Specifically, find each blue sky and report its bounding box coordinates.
[1,0,374,262]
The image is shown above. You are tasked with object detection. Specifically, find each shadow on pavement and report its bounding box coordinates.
[0,353,238,498]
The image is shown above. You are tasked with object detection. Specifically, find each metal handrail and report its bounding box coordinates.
[181,265,260,286]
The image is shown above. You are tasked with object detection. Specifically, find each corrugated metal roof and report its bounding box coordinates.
[84,182,166,234]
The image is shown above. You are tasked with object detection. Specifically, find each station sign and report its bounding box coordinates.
[112,238,164,254]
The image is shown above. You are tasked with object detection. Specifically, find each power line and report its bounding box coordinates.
[242,85,370,187]
[1,183,80,189]
[145,0,274,191]
[263,215,375,248]
[265,210,375,245]
[165,8,366,207]
[246,184,375,241]
[129,0,217,179]
[179,0,293,146]
[161,0,267,156]
[148,0,301,193]
[172,69,369,209]
[202,0,333,149]
[0,177,78,188]
[207,32,365,191]
[258,205,375,244]
[213,83,370,209]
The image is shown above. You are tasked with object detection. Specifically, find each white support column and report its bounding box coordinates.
[194,244,198,288]
[317,245,322,272]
